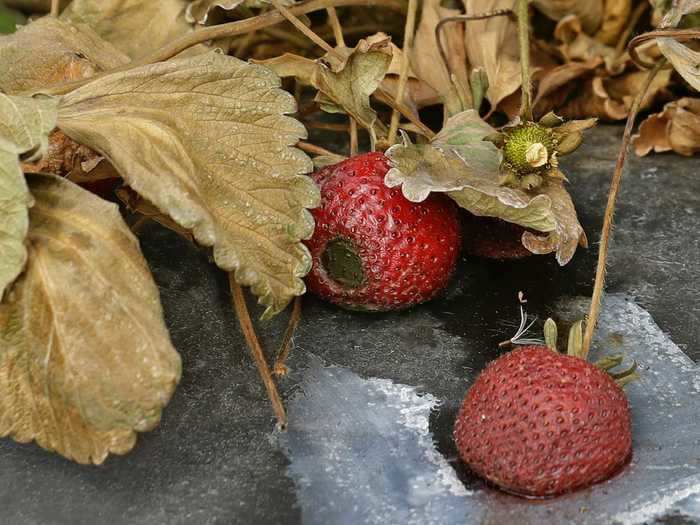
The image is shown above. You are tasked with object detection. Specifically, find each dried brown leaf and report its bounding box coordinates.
[462,0,520,109]
[634,97,700,156]
[412,0,470,111]
[61,0,196,59]
[56,52,318,317]
[595,0,631,45]
[533,0,604,34]
[0,173,181,465]
[0,94,58,299]
[0,17,128,94]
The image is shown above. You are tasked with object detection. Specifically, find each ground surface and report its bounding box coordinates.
[0,126,698,524]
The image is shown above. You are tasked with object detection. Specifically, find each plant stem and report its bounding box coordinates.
[516,0,533,121]
[270,0,343,61]
[326,6,346,46]
[581,60,665,359]
[350,118,358,154]
[387,0,417,145]
[39,0,404,96]
[274,297,303,376]
[298,141,343,156]
[50,0,60,16]
[229,276,288,428]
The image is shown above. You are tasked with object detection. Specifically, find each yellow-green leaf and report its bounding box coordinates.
[0,94,58,298]
[0,17,128,94]
[57,52,318,317]
[0,173,181,465]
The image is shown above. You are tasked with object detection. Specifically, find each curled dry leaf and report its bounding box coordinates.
[56,52,318,317]
[186,0,294,25]
[0,94,57,298]
[594,0,631,45]
[256,36,393,147]
[532,0,604,35]
[634,97,700,156]
[61,0,197,59]
[0,174,181,465]
[657,38,700,92]
[0,17,129,94]
[462,0,520,110]
[21,129,101,177]
[558,68,671,121]
[411,0,470,112]
[384,111,586,264]
[553,15,619,72]
[382,42,439,112]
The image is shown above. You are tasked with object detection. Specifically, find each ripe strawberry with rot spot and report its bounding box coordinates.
[304,152,461,311]
[454,318,634,497]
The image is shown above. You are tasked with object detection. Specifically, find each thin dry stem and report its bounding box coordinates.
[350,118,359,154]
[50,0,60,16]
[298,141,342,156]
[629,28,700,69]
[39,0,404,96]
[326,6,346,46]
[270,0,344,61]
[516,0,533,121]
[229,276,288,428]
[581,61,665,359]
[388,0,417,145]
[614,1,649,58]
[273,297,303,376]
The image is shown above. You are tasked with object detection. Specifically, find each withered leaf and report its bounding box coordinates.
[532,0,604,34]
[61,0,195,59]
[657,38,700,92]
[385,111,585,264]
[0,17,128,94]
[0,94,58,298]
[462,0,520,109]
[0,173,181,465]
[186,0,294,25]
[634,97,700,156]
[412,0,470,112]
[521,177,587,265]
[256,36,392,147]
[57,52,318,317]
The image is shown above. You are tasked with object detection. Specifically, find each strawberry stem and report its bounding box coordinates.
[229,276,288,429]
[274,296,303,377]
[388,0,418,145]
[582,60,665,359]
[516,0,533,121]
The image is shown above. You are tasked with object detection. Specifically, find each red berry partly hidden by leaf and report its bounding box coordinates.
[454,345,632,497]
[462,213,533,260]
[304,152,461,311]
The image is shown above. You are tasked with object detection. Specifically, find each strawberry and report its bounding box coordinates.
[462,213,533,260]
[453,344,632,497]
[304,152,461,311]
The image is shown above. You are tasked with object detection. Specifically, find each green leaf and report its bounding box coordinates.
[0,3,25,34]
[0,173,181,465]
[0,93,58,299]
[0,17,128,94]
[57,52,318,317]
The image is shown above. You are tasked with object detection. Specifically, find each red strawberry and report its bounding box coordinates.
[304,152,461,311]
[462,213,533,260]
[453,345,632,497]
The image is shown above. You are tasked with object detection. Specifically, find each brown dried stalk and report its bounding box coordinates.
[274,297,303,376]
[229,276,288,428]
[387,0,418,145]
[581,60,666,359]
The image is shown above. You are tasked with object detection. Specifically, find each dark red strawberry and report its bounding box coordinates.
[304,152,461,311]
[453,345,632,497]
[462,213,533,260]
